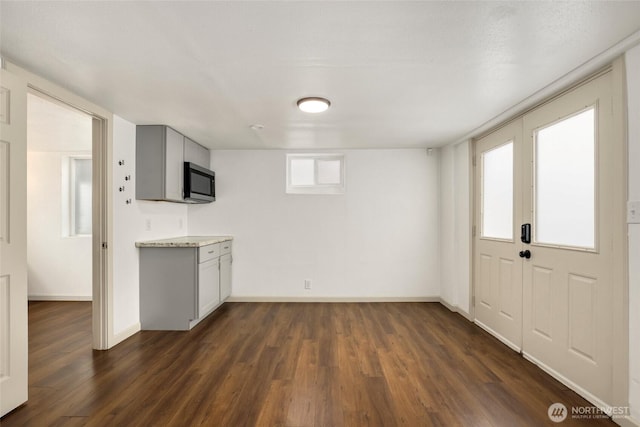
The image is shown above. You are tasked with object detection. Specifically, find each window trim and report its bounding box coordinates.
[286,153,345,195]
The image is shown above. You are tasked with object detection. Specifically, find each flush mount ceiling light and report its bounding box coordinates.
[297,97,331,113]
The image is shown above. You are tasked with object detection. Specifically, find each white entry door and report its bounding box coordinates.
[521,72,615,405]
[474,120,523,351]
[474,70,617,406]
[0,67,29,415]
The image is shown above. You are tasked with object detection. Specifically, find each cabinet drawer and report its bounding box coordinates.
[220,240,232,255]
[199,244,220,263]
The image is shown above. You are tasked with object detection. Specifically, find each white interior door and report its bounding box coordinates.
[474,120,523,351]
[521,72,615,405]
[0,67,29,416]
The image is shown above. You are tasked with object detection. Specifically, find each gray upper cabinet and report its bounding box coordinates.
[136,125,210,203]
[136,125,184,202]
[184,137,210,169]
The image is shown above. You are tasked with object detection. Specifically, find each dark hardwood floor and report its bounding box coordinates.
[2,301,614,426]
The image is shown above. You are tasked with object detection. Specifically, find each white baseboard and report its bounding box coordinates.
[438,298,474,322]
[471,318,636,427]
[28,295,92,301]
[521,352,626,422]
[226,296,440,303]
[474,319,522,353]
[110,322,141,348]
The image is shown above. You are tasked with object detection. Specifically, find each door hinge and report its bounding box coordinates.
[472,296,475,307]
[101,242,108,249]
[472,225,476,237]
[472,155,477,167]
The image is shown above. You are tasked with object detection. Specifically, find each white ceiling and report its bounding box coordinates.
[2,1,640,150]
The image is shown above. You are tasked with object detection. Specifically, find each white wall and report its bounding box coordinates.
[111,115,188,337]
[27,151,92,299]
[187,149,440,299]
[439,141,471,316]
[625,44,640,424]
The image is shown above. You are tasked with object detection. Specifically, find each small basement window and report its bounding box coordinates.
[286,153,345,195]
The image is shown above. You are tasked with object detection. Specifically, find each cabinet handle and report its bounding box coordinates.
[208,250,214,254]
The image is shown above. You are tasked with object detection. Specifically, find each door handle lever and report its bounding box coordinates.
[519,250,531,259]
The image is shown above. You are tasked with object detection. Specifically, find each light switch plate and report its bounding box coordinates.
[628,201,640,224]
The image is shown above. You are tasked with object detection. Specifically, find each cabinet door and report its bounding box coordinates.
[164,126,184,201]
[184,137,210,169]
[198,258,220,317]
[220,253,232,301]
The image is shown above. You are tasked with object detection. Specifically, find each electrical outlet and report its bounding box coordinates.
[145,219,151,231]
[304,279,312,290]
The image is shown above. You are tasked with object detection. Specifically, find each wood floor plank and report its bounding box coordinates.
[1,301,616,426]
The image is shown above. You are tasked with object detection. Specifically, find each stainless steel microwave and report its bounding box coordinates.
[183,162,215,203]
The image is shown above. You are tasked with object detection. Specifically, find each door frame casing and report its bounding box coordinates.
[610,55,629,417]
[471,57,629,411]
[7,61,114,350]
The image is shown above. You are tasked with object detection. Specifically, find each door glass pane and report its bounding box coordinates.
[482,142,513,239]
[535,108,595,248]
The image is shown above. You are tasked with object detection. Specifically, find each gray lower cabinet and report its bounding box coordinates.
[139,241,230,330]
[197,244,220,317]
[219,241,232,301]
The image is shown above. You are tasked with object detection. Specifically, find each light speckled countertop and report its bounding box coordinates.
[135,236,233,248]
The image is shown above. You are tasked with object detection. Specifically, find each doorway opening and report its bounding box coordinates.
[26,88,109,350]
[27,92,93,301]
